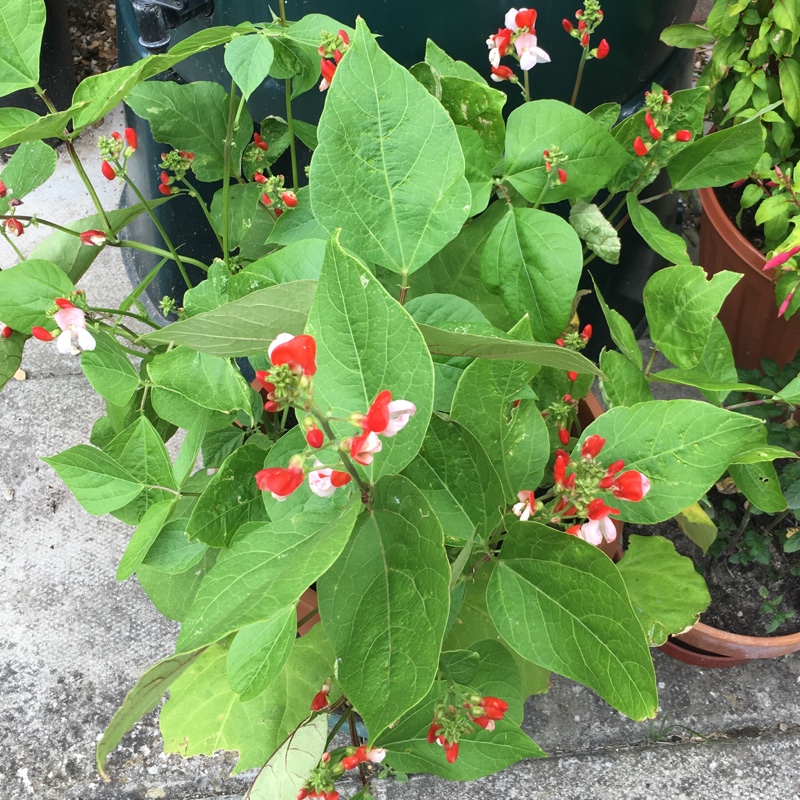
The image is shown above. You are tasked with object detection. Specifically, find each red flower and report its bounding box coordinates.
[364,390,391,433]
[79,229,107,246]
[281,190,298,208]
[515,8,537,29]
[633,136,648,157]
[101,160,116,180]
[255,465,305,500]
[320,58,337,90]
[253,132,269,151]
[310,689,329,711]
[124,127,137,150]
[269,333,317,376]
[306,428,324,449]
[4,218,23,237]
[674,129,692,142]
[473,715,495,731]
[348,430,382,466]
[581,434,606,459]
[490,65,517,83]
[587,497,620,520]
[611,470,651,502]
[596,38,610,59]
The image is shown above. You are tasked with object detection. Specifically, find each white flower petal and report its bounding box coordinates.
[578,519,604,546]
[505,8,519,30]
[76,328,96,352]
[267,332,294,359]
[55,330,73,355]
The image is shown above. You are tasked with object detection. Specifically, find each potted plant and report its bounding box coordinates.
[662,0,800,369]
[0,1,776,795]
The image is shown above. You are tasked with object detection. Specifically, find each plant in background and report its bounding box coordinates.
[0,0,790,795]
[662,0,800,317]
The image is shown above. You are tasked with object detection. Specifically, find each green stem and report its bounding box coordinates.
[116,239,208,271]
[313,411,372,498]
[66,140,114,233]
[1,214,80,236]
[278,0,300,191]
[122,175,195,288]
[1,230,24,260]
[523,69,531,103]
[570,48,589,107]
[180,179,223,249]
[221,79,239,264]
[325,709,352,747]
[399,271,409,305]
[532,171,555,211]
[88,306,161,328]
[643,346,659,377]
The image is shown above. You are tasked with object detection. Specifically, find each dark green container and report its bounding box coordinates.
[116,0,697,341]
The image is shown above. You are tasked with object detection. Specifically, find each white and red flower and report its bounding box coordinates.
[268,332,317,376]
[348,429,382,466]
[52,299,96,355]
[610,470,651,502]
[486,27,513,66]
[363,390,417,437]
[308,460,352,498]
[505,7,537,31]
[512,490,535,521]
[490,65,518,83]
[255,461,305,500]
[79,229,107,246]
[573,497,620,546]
[514,31,550,70]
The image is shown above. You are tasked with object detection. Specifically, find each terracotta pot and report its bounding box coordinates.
[699,185,800,370]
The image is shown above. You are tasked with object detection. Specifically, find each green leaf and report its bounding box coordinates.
[81,331,140,406]
[569,202,621,265]
[201,427,245,469]
[588,102,621,130]
[0,259,75,331]
[405,201,514,330]
[0,331,24,392]
[439,75,506,159]
[488,522,657,721]
[480,208,584,342]
[0,140,56,215]
[310,18,471,276]
[579,400,766,523]
[176,501,359,652]
[505,100,632,203]
[225,33,274,100]
[147,347,253,416]
[306,233,434,480]
[42,445,144,516]
[729,462,787,513]
[402,414,505,546]
[779,58,800,125]
[318,475,451,740]
[142,519,208,574]
[116,499,174,581]
[232,240,326,288]
[659,23,715,48]
[667,121,764,190]
[0,106,82,148]
[227,607,297,701]
[419,324,602,375]
[161,627,334,774]
[210,183,266,252]
[186,442,268,548]
[675,502,718,553]
[451,320,549,501]
[244,716,328,800]
[457,126,494,216]
[29,200,170,284]
[617,534,710,646]
[0,0,45,96]
[626,194,692,265]
[730,445,799,465]
[379,639,544,779]
[593,280,642,368]
[773,0,800,35]
[267,187,328,246]
[425,39,485,83]
[643,265,741,369]
[126,82,252,181]
[140,281,316,357]
[599,350,653,407]
[96,647,207,780]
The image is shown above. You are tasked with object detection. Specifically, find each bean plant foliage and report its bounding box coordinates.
[0,0,790,795]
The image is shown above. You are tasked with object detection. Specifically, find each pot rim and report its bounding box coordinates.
[698,185,768,277]
[675,618,800,659]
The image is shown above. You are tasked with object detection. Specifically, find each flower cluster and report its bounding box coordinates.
[513,434,651,546]
[543,146,568,185]
[297,743,386,800]
[157,149,195,196]
[30,297,96,356]
[561,0,609,60]
[254,334,416,501]
[486,7,550,85]
[556,323,592,383]
[252,172,298,217]
[632,89,692,157]
[318,29,350,91]
[99,128,138,181]
[427,692,510,764]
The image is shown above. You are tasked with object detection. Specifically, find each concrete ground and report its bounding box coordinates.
[2,108,800,800]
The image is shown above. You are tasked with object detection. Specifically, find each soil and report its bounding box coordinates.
[625,489,800,638]
[713,182,766,252]
[66,0,118,82]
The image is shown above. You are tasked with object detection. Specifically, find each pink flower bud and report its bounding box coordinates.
[763,245,800,272]
[778,291,794,318]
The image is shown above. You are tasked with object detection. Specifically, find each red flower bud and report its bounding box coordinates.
[330,470,352,488]
[254,370,275,393]
[101,160,116,180]
[339,29,350,45]
[490,65,517,83]
[262,192,272,206]
[611,470,651,502]
[297,790,308,800]
[306,428,324,449]
[580,324,592,341]
[0,179,6,197]
[558,427,570,446]
[159,170,171,185]
[341,755,360,770]
[674,129,692,142]
[264,400,281,413]
[310,688,329,711]
[644,110,654,128]
[281,190,298,208]
[553,452,568,486]
[31,326,55,341]
[1,325,12,339]
[4,218,23,237]
[557,168,567,185]
[320,58,337,84]
[562,18,574,33]
[158,184,172,196]
[578,19,587,30]
[581,32,589,46]
[254,172,267,184]
[581,434,606,459]
[596,38,609,59]
[555,338,566,347]
[427,722,440,744]
[79,229,107,246]
[587,497,621,520]
[124,127,137,150]
[567,371,578,382]
[648,124,662,140]
[111,131,122,141]
[253,132,269,151]
[445,741,459,763]
[633,136,648,157]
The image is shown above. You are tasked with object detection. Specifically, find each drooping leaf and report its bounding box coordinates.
[0,140,57,215]
[675,502,718,553]
[600,349,653,407]
[310,18,470,276]
[224,33,274,100]
[617,534,710,646]
[0,259,76,331]
[626,194,692,266]
[116,499,175,581]
[729,462,787,513]
[488,522,657,721]
[569,201,621,265]
[317,475,451,740]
